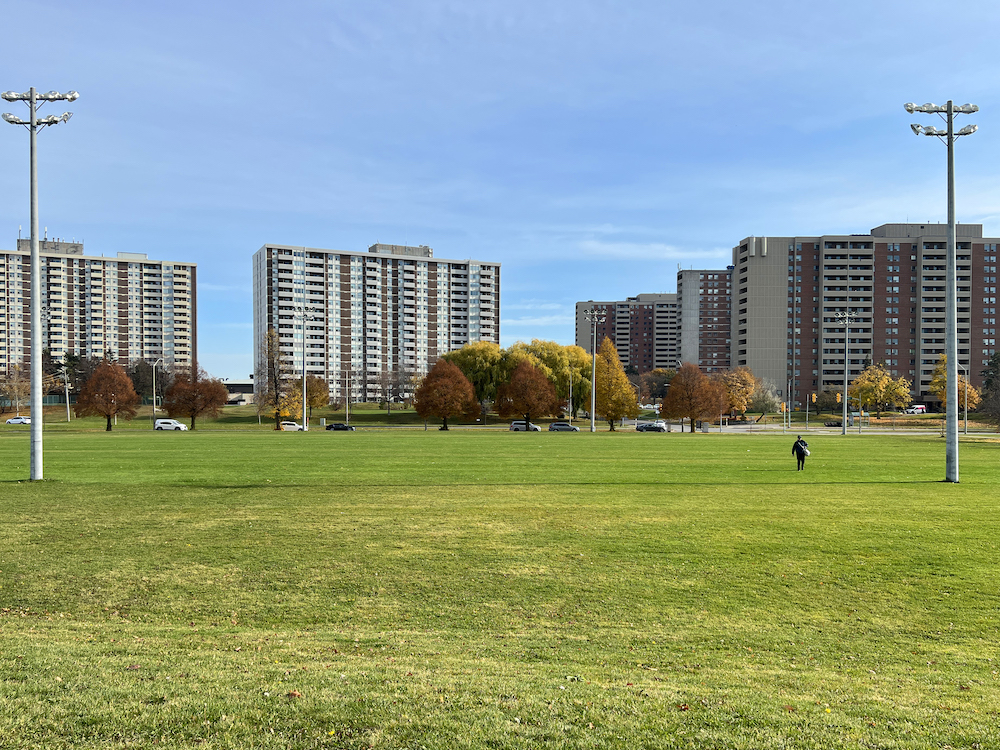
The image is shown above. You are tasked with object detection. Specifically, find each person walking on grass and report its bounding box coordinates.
[792,435,809,471]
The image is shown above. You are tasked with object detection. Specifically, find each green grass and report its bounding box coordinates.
[1,430,999,748]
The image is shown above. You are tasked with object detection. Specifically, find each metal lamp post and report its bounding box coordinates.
[151,358,163,423]
[957,361,969,435]
[583,307,606,433]
[906,100,978,482]
[292,306,318,430]
[3,87,78,481]
[834,310,858,436]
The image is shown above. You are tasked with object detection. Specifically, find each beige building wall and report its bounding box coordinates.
[733,237,792,397]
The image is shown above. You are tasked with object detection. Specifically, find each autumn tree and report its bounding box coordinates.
[0,362,31,415]
[162,367,230,430]
[75,359,140,431]
[565,345,592,418]
[979,352,1000,429]
[442,341,504,416]
[661,362,726,432]
[721,367,756,416]
[749,378,781,417]
[414,359,479,430]
[928,354,980,411]
[496,359,560,426]
[593,337,639,430]
[814,390,841,415]
[305,375,330,422]
[641,368,675,403]
[256,327,298,429]
[848,362,912,418]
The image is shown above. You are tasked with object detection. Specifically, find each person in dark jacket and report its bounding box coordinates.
[792,436,809,471]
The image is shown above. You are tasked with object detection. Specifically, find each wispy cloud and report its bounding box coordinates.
[503,300,566,311]
[501,315,574,327]
[578,239,730,263]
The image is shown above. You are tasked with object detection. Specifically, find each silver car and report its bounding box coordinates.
[548,422,580,432]
[509,421,541,432]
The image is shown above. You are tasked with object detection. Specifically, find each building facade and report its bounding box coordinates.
[0,239,196,374]
[677,268,733,373]
[732,223,999,407]
[574,293,679,371]
[252,242,500,402]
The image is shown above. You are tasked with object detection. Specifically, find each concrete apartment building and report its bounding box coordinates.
[574,293,679,371]
[0,238,197,374]
[677,268,733,373]
[252,242,500,402]
[732,223,999,408]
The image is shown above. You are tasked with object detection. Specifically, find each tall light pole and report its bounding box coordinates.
[292,306,318,430]
[3,87,78,481]
[584,307,606,433]
[151,358,163,423]
[906,100,979,482]
[834,310,858,436]
[957,361,969,435]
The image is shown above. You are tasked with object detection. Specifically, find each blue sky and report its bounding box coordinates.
[4,0,1000,379]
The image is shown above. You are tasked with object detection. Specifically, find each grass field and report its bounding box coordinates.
[1,430,998,748]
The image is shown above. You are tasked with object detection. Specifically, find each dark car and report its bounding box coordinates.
[326,423,356,431]
[548,422,580,432]
[636,423,667,432]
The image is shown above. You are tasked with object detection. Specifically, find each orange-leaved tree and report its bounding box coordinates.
[414,359,480,430]
[163,367,230,430]
[75,359,141,431]
[496,359,559,426]
[660,362,727,432]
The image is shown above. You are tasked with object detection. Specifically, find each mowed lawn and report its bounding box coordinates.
[1,429,998,749]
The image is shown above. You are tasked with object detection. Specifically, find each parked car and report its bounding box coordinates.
[5,416,30,425]
[904,405,927,414]
[509,420,541,432]
[280,421,304,431]
[548,422,580,432]
[636,422,667,432]
[154,419,188,431]
[326,422,356,431]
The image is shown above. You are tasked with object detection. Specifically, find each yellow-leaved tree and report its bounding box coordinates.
[721,367,756,417]
[849,362,912,418]
[928,354,981,411]
[594,337,639,431]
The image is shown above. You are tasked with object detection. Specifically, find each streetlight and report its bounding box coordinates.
[292,306,319,430]
[957,361,969,435]
[583,307,606,433]
[834,310,858,436]
[3,87,78,480]
[151,358,163,423]
[905,100,979,482]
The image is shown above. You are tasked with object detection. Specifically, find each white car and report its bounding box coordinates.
[5,416,30,425]
[154,419,188,431]
[904,405,927,414]
[280,421,304,431]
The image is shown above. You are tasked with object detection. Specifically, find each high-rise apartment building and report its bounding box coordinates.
[0,239,197,374]
[677,268,733,373]
[574,293,679,371]
[252,242,500,401]
[732,223,999,407]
